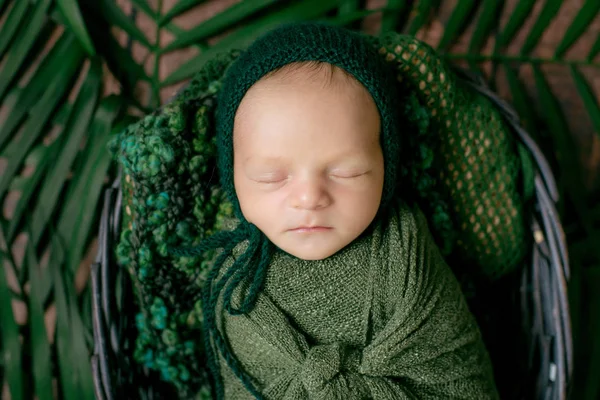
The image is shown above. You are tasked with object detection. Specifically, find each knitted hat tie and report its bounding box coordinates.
[169,224,271,398]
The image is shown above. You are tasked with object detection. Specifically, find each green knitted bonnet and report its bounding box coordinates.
[216,22,403,219]
[170,22,423,399]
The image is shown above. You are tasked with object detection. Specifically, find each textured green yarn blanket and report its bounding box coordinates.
[214,201,499,399]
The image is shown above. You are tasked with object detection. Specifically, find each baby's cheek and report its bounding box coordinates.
[239,189,281,223]
[335,178,383,202]
[235,184,259,221]
[338,187,380,223]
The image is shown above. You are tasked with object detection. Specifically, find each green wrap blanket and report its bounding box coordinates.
[211,201,499,399]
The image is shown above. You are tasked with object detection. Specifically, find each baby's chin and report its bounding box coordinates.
[272,235,355,261]
[281,248,339,261]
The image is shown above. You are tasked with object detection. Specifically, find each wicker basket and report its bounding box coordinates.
[90,65,573,400]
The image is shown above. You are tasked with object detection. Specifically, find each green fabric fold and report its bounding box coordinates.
[210,201,499,399]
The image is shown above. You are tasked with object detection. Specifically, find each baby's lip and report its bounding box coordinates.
[288,226,332,232]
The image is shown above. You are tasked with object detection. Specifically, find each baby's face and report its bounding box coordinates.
[233,65,384,260]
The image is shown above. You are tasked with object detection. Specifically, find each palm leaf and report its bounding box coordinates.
[55,0,96,56]
[520,0,563,56]
[0,1,126,399]
[379,0,411,33]
[555,0,600,58]
[24,239,53,400]
[0,0,53,119]
[588,33,600,61]
[163,0,346,85]
[59,96,123,276]
[0,247,24,400]
[159,0,200,25]
[129,0,157,20]
[0,0,29,58]
[468,0,504,54]
[406,0,441,35]
[51,232,95,400]
[84,0,401,105]
[570,66,600,138]
[494,0,536,52]
[1,35,86,239]
[501,63,541,139]
[161,0,281,52]
[437,0,480,50]
[23,62,102,247]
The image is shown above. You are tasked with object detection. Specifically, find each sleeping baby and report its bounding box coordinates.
[173,21,500,400]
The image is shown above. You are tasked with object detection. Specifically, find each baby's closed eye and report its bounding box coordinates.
[328,163,373,180]
[252,172,288,184]
[329,170,370,179]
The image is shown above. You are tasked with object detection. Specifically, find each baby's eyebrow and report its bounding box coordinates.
[243,151,373,166]
[242,155,286,165]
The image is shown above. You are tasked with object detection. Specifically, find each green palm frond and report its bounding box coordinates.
[158,0,378,86]
[80,0,392,108]
[0,1,125,399]
[1,1,599,399]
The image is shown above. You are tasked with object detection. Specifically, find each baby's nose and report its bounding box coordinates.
[289,178,331,210]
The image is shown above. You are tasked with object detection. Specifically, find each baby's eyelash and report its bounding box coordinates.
[253,175,288,184]
[256,179,285,184]
[250,171,369,183]
[330,171,369,179]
